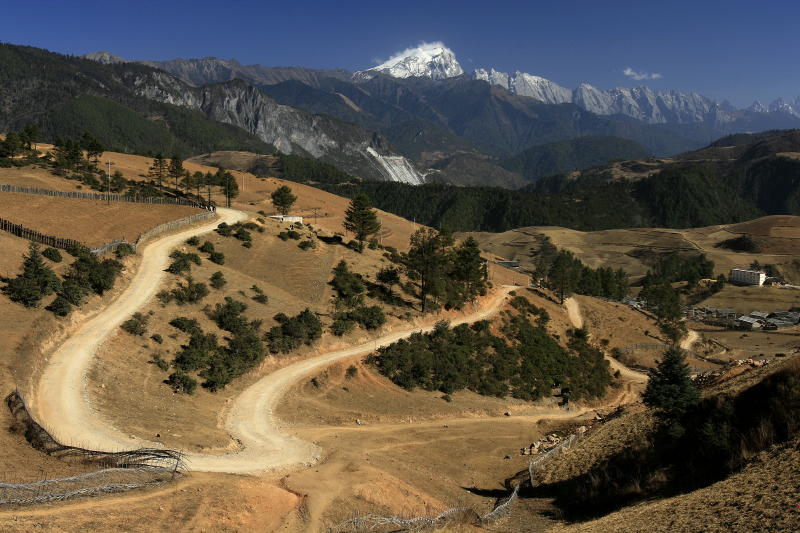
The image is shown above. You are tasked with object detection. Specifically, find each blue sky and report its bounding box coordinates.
[2,0,798,106]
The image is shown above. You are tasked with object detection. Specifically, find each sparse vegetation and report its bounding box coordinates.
[166,251,201,275]
[251,285,268,304]
[113,242,135,259]
[121,312,148,336]
[210,271,226,290]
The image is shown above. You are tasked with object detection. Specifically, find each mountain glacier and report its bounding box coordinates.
[354,42,463,81]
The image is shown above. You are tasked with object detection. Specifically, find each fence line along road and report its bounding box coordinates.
[1,211,216,258]
[0,183,214,210]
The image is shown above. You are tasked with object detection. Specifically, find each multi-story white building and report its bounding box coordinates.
[730,268,766,286]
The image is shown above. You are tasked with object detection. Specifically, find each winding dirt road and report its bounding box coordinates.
[30,207,517,473]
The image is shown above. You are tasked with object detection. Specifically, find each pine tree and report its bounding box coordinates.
[2,243,62,307]
[402,228,453,313]
[147,153,167,188]
[547,250,581,303]
[271,185,297,215]
[450,237,487,304]
[168,155,184,191]
[343,193,381,249]
[644,346,699,422]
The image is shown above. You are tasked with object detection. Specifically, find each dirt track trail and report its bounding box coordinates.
[31,209,517,474]
[565,297,647,384]
[681,329,701,351]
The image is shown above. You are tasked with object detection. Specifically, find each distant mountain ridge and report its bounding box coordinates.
[3,44,424,184]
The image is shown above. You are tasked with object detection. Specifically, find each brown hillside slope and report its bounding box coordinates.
[521,357,800,533]
[463,216,800,281]
[550,439,800,533]
[0,192,200,246]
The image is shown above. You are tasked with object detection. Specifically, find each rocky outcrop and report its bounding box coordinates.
[127,71,424,183]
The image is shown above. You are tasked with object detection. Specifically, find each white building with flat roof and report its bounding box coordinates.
[730,268,766,286]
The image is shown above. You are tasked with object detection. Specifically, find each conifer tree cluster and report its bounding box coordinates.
[402,229,488,312]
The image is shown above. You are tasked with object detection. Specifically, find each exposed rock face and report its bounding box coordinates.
[478,73,735,125]
[128,72,423,183]
[476,69,572,104]
[135,57,350,88]
[83,51,128,64]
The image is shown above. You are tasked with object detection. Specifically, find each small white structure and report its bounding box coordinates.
[730,268,766,286]
[269,215,303,224]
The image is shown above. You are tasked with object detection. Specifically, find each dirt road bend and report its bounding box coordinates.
[31,207,516,473]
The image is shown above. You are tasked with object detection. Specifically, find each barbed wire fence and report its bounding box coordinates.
[329,432,583,532]
[2,391,184,506]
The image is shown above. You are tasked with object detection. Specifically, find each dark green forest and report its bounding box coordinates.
[367,295,611,401]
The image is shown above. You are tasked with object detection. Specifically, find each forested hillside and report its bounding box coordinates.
[319,130,800,232]
[0,44,273,156]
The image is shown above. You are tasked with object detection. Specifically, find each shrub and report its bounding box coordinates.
[151,352,170,371]
[242,241,252,248]
[171,277,209,305]
[166,251,201,275]
[287,230,301,240]
[210,271,226,290]
[114,243,135,259]
[346,365,358,379]
[368,238,379,250]
[267,309,323,354]
[350,305,386,330]
[330,260,365,310]
[216,222,232,237]
[2,243,62,307]
[151,333,163,344]
[121,312,148,336]
[42,247,62,263]
[251,285,268,304]
[298,240,315,251]
[199,241,215,254]
[186,236,200,246]
[716,234,758,253]
[156,289,173,305]
[209,252,225,265]
[234,226,252,242]
[278,232,289,241]
[46,294,73,316]
[169,316,202,335]
[330,316,356,336]
[165,370,197,394]
[59,278,87,306]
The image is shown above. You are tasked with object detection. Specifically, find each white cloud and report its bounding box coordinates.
[623,67,663,81]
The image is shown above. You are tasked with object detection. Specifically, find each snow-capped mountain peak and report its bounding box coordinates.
[355,42,463,81]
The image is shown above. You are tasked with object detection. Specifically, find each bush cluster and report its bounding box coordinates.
[266,309,323,354]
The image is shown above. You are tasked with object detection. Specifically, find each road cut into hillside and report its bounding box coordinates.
[31,209,651,474]
[30,205,519,473]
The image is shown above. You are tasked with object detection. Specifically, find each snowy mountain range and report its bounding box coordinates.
[355,43,799,126]
[748,96,800,118]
